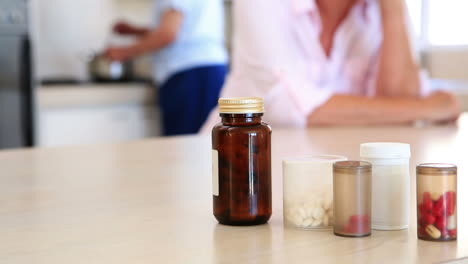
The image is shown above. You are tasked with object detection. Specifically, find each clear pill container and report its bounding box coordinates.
[360,142,411,230]
[283,155,347,230]
[417,163,457,241]
[333,161,372,237]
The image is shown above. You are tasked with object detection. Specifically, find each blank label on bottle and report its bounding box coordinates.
[212,149,219,196]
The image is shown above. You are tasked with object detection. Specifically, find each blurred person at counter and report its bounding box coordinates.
[203,0,461,130]
[105,0,228,136]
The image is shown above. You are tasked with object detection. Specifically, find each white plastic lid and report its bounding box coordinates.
[360,142,411,159]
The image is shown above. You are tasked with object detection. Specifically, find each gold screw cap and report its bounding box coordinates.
[218,97,264,114]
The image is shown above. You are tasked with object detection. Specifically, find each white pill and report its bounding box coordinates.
[302,218,313,227]
[305,207,314,218]
[312,207,325,220]
[312,219,322,227]
[448,215,456,230]
[292,213,303,226]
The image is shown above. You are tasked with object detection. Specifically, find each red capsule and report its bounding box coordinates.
[423,192,433,211]
[346,225,355,233]
[423,213,436,225]
[445,191,456,216]
[418,203,430,215]
[448,229,457,237]
[433,198,445,217]
[344,224,355,234]
[344,215,371,234]
[435,216,447,231]
[350,214,370,225]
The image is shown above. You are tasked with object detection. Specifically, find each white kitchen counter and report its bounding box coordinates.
[38,83,156,108]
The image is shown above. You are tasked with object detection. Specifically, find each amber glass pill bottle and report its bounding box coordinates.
[212,97,272,225]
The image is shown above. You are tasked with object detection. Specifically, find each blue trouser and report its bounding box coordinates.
[159,65,228,136]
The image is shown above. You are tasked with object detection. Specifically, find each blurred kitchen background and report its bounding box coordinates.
[0,0,467,149]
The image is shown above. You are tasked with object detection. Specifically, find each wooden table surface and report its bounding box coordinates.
[1,114,468,264]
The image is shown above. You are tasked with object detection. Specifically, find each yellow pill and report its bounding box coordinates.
[431,192,442,201]
[426,225,441,239]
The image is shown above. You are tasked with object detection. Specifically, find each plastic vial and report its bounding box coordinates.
[333,161,372,237]
[417,163,457,241]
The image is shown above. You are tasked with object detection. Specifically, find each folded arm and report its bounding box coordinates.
[308,92,460,126]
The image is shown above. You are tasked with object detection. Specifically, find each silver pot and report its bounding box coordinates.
[88,53,133,82]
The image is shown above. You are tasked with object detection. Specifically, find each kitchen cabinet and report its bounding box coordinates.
[37,84,161,147]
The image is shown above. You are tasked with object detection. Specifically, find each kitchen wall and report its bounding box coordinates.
[114,0,153,24]
[428,48,468,81]
[33,0,232,82]
[33,0,155,82]
[34,0,117,81]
